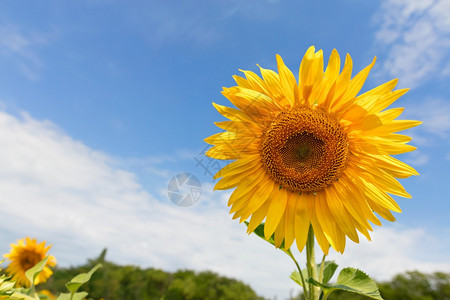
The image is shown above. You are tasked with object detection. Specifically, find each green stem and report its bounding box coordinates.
[318,253,326,283]
[306,225,320,300]
[286,250,308,300]
[30,283,36,299]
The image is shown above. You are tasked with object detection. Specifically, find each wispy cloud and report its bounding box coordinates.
[0,109,294,298]
[124,0,280,48]
[404,150,430,168]
[326,226,450,281]
[0,109,448,299]
[402,98,450,145]
[373,0,450,88]
[0,22,52,80]
[125,3,220,47]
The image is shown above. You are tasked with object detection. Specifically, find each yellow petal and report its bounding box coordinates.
[366,197,396,222]
[264,188,288,239]
[356,79,398,111]
[329,53,353,112]
[212,102,257,124]
[333,57,376,115]
[341,57,376,102]
[274,214,286,248]
[276,54,298,106]
[314,192,339,250]
[299,47,324,104]
[294,194,310,252]
[284,192,297,249]
[228,173,266,208]
[214,120,263,134]
[325,187,359,243]
[356,164,411,198]
[340,174,382,226]
[377,107,404,121]
[370,89,409,113]
[214,164,262,190]
[239,70,270,95]
[366,120,422,135]
[247,200,271,234]
[306,194,331,254]
[319,49,341,108]
[238,179,275,222]
[233,75,253,89]
[213,155,261,179]
[258,66,290,108]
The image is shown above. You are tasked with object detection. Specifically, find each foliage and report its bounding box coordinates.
[38,249,264,300]
[294,271,450,300]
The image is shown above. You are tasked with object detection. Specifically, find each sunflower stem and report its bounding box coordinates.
[306,225,320,300]
[286,250,308,300]
[30,282,36,299]
[318,253,326,283]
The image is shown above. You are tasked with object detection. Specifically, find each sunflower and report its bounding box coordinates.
[4,237,56,287]
[205,46,420,254]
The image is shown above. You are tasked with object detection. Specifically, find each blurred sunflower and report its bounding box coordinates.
[39,289,57,300]
[205,46,421,254]
[4,237,56,287]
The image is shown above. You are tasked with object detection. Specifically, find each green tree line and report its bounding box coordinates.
[37,249,450,300]
[38,249,264,300]
[327,271,450,300]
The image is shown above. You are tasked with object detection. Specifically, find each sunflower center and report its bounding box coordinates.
[20,251,42,270]
[261,106,349,193]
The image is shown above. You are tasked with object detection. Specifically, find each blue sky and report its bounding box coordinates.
[0,0,449,298]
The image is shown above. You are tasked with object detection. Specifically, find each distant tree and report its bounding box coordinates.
[31,249,450,300]
[377,271,450,300]
[38,249,264,300]
[293,271,450,300]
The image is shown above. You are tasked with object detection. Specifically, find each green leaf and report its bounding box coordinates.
[319,261,338,284]
[290,270,309,295]
[57,292,88,300]
[290,269,308,287]
[65,264,101,294]
[307,267,383,300]
[290,261,337,288]
[25,256,49,286]
[0,273,14,295]
[0,280,15,294]
[245,222,291,253]
[10,291,39,300]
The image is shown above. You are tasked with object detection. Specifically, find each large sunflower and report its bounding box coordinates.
[205,46,420,254]
[4,237,56,287]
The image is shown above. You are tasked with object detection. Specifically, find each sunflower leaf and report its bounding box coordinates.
[290,270,308,287]
[65,264,101,294]
[244,222,291,253]
[10,291,38,300]
[25,256,49,286]
[306,267,383,300]
[0,280,15,294]
[318,260,338,284]
[57,292,88,300]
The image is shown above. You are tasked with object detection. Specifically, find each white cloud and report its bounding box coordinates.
[0,109,448,299]
[0,23,52,80]
[373,0,450,88]
[402,98,450,144]
[0,109,295,298]
[326,226,450,281]
[404,150,430,167]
